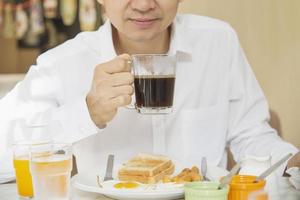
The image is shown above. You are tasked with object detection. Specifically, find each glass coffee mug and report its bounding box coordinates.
[131,54,176,114]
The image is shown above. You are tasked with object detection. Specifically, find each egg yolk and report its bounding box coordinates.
[114,182,139,189]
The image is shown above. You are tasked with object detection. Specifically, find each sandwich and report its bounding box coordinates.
[118,153,175,184]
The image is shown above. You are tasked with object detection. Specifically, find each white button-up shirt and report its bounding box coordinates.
[0,14,298,185]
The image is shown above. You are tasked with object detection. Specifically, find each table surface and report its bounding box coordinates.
[1,182,300,200]
[0,183,112,200]
[0,183,186,200]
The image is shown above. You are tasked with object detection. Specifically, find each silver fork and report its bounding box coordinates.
[104,154,114,181]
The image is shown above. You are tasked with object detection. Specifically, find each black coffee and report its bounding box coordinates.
[134,75,175,108]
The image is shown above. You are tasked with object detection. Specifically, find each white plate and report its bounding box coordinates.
[72,165,228,200]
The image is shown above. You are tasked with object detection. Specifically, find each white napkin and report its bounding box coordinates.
[286,167,300,190]
[0,176,15,184]
[0,171,15,184]
[0,153,15,184]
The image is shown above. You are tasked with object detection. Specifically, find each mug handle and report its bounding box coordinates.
[126,93,136,109]
[126,59,136,109]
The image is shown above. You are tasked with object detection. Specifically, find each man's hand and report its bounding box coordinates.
[287,151,300,169]
[86,54,134,127]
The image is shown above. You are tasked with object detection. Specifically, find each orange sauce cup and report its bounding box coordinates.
[228,175,266,200]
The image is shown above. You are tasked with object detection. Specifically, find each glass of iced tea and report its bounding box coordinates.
[30,143,72,200]
[13,139,51,199]
[131,54,176,114]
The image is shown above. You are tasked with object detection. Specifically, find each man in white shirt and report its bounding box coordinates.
[0,0,300,194]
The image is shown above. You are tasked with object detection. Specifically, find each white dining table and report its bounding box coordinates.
[1,181,300,200]
[0,182,186,200]
[0,183,113,200]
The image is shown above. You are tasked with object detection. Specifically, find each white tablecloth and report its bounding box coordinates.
[1,181,299,200]
[0,183,111,200]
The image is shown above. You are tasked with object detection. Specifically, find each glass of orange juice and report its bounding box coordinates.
[13,141,34,199]
[30,143,73,200]
[13,139,51,199]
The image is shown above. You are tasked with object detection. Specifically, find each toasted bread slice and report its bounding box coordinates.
[118,163,175,184]
[118,153,172,177]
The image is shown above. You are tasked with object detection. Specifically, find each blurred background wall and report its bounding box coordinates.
[0,37,39,73]
[0,0,299,147]
[179,0,300,148]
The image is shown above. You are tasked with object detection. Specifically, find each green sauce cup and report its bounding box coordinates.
[184,182,229,200]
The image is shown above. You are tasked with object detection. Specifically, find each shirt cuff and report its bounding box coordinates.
[286,167,300,190]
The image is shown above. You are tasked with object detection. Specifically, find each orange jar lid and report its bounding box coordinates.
[230,175,266,191]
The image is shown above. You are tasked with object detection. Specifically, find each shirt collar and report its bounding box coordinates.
[97,20,118,62]
[169,15,192,55]
[96,14,191,59]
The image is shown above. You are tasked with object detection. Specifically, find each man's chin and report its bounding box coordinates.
[126,33,158,43]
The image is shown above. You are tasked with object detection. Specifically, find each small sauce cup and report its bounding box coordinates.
[228,175,266,200]
[185,181,229,200]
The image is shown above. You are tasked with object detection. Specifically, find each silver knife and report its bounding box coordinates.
[103,154,114,181]
[218,162,241,189]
